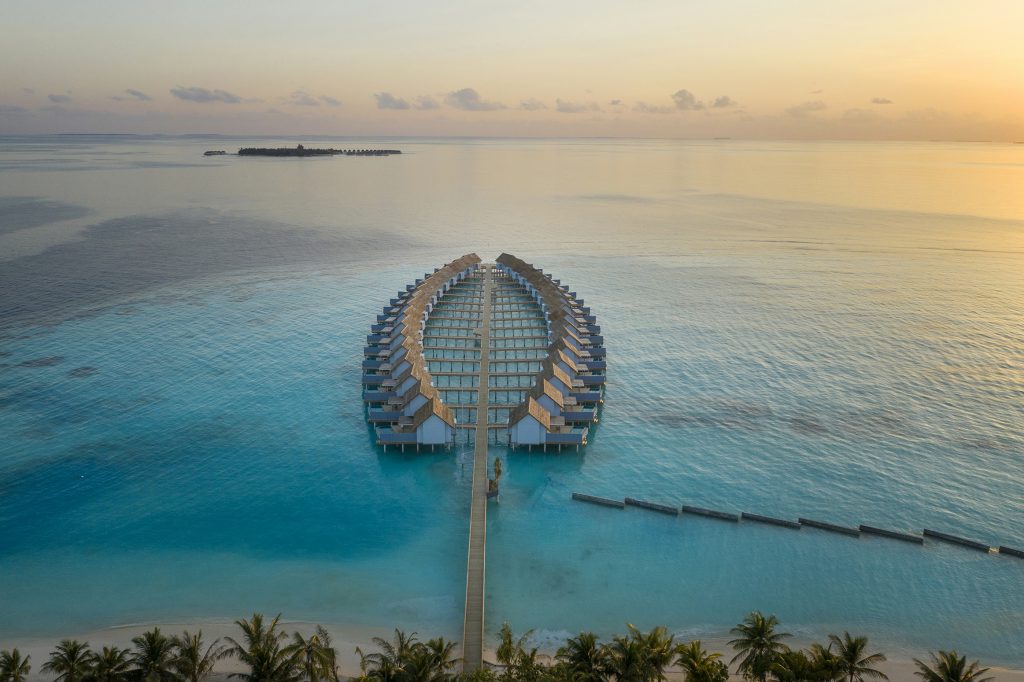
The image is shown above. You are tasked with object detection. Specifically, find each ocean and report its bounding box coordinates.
[0,136,1021,664]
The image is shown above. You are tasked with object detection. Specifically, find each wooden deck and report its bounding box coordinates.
[462,264,492,673]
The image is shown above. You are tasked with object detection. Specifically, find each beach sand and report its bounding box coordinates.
[4,623,1022,682]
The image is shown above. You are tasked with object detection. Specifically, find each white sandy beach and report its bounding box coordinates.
[4,621,1022,682]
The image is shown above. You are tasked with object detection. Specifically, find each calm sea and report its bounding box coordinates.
[0,136,1022,663]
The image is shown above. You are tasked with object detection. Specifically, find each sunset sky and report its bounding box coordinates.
[2,0,1022,139]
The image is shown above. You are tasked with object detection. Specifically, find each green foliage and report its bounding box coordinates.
[496,623,541,682]
[224,613,299,682]
[0,648,32,682]
[88,646,132,682]
[171,630,227,682]
[357,629,459,682]
[675,640,726,682]
[827,632,887,682]
[131,628,178,682]
[42,640,93,682]
[728,611,791,682]
[913,651,994,682]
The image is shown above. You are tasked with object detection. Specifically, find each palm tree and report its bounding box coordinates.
[171,631,226,682]
[131,628,178,682]
[495,623,540,682]
[42,640,93,682]
[770,650,821,682]
[728,611,790,682]
[555,632,608,682]
[0,649,32,682]
[422,638,459,681]
[827,633,887,682]
[674,641,727,682]
[913,651,993,682]
[224,613,299,682]
[88,646,133,682]
[807,644,842,682]
[284,629,336,682]
[604,632,643,682]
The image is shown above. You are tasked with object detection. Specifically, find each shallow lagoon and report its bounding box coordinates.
[0,136,1022,663]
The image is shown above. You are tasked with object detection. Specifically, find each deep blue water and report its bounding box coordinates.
[0,136,1022,663]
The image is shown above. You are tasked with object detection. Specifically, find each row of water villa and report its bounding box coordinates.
[361,253,606,450]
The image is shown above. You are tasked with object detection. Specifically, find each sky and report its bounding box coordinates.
[1,0,1022,140]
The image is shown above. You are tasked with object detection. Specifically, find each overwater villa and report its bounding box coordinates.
[361,253,605,451]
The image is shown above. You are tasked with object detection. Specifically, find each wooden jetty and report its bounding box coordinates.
[462,265,492,673]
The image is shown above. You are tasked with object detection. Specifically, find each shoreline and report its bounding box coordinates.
[4,620,1023,682]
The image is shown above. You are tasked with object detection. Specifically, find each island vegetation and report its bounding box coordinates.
[0,611,995,682]
[237,145,400,157]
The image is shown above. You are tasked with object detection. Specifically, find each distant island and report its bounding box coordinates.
[236,144,401,157]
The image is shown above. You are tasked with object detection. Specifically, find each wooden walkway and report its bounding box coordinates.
[462,264,491,673]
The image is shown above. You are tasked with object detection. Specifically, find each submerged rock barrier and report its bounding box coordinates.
[799,517,861,537]
[859,525,924,544]
[740,512,802,529]
[624,497,679,516]
[923,529,992,552]
[569,495,1021,561]
[681,505,739,522]
[571,492,625,509]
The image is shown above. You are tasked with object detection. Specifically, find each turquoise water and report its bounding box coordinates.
[0,136,1022,663]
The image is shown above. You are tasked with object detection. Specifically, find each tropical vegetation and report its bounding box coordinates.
[0,611,1000,682]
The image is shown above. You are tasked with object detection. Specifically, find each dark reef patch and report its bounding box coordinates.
[0,196,92,235]
[0,208,418,329]
[68,366,98,378]
[17,356,65,368]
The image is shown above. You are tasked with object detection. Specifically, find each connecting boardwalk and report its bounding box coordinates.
[462,265,492,673]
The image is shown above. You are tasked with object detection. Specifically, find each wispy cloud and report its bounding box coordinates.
[320,95,341,107]
[414,95,439,110]
[22,88,34,95]
[871,97,893,105]
[520,98,547,111]
[785,100,827,117]
[633,101,673,114]
[375,92,410,110]
[48,94,72,104]
[285,90,321,106]
[672,89,705,111]
[0,105,28,114]
[609,99,624,106]
[445,88,505,111]
[126,88,152,102]
[712,95,737,109]
[170,86,241,104]
[556,99,599,113]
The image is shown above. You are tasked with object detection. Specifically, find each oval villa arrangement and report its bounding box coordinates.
[362,253,606,451]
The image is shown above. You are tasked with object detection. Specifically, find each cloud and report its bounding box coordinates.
[414,95,439,110]
[556,99,599,113]
[609,99,623,106]
[871,97,893,105]
[633,101,673,114]
[126,89,152,102]
[785,100,827,117]
[520,98,547,111]
[22,88,34,95]
[672,89,705,111]
[375,92,410,110]
[811,89,824,94]
[170,86,241,104]
[320,95,341,107]
[712,95,737,109]
[285,90,321,106]
[444,88,505,111]
[48,94,72,104]
[0,105,28,114]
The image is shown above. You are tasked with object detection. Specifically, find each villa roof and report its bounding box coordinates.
[412,397,455,429]
[508,396,551,430]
